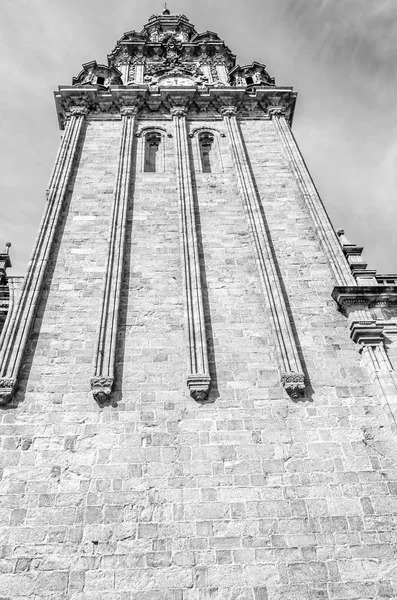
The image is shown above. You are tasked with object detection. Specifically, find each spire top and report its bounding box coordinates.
[163,2,170,15]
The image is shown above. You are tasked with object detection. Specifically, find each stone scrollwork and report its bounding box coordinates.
[120,107,138,117]
[281,372,305,400]
[267,106,286,118]
[68,106,89,118]
[170,106,188,118]
[220,106,237,118]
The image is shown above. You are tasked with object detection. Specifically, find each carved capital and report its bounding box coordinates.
[187,374,211,403]
[0,378,17,405]
[91,376,114,403]
[120,107,138,117]
[220,106,237,118]
[268,106,286,118]
[170,107,188,118]
[281,372,305,400]
[68,106,89,118]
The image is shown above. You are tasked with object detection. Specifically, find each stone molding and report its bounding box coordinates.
[222,109,305,399]
[54,87,297,130]
[272,112,355,287]
[332,286,397,309]
[172,109,211,402]
[188,127,225,138]
[0,110,87,405]
[91,109,136,404]
[136,125,169,138]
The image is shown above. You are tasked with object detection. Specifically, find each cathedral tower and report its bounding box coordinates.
[1,10,397,599]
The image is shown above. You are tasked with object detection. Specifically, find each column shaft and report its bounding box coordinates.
[91,108,136,403]
[172,109,211,402]
[272,111,355,286]
[223,108,305,398]
[0,107,88,404]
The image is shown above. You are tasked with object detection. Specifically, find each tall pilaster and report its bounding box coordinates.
[271,108,356,286]
[222,106,305,398]
[172,107,211,402]
[0,107,88,405]
[91,107,136,403]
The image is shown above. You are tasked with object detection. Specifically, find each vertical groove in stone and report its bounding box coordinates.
[90,108,136,404]
[222,107,305,399]
[172,107,211,402]
[0,107,88,405]
[272,110,356,287]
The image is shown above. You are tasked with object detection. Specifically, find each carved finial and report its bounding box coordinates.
[337,228,354,247]
[163,2,170,15]
[0,243,12,283]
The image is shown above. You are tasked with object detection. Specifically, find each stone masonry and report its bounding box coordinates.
[1,9,397,600]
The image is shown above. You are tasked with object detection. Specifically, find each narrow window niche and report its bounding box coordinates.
[144,132,162,173]
[192,129,223,174]
[199,133,214,173]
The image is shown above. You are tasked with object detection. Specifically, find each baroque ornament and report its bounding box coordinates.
[0,378,17,405]
[90,377,114,403]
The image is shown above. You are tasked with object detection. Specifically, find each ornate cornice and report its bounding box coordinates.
[54,87,297,129]
[332,286,397,312]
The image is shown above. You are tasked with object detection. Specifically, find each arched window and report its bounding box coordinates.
[144,133,162,172]
[199,133,214,173]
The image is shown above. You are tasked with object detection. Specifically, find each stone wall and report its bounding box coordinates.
[0,115,396,600]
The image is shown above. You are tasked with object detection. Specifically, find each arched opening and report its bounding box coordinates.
[144,133,162,172]
[199,133,215,173]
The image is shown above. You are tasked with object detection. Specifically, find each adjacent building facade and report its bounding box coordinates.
[1,10,397,599]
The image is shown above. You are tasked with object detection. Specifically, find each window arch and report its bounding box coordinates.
[198,132,215,173]
[144,132,162,172]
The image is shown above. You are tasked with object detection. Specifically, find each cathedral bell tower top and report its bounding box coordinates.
[56,11,297,129]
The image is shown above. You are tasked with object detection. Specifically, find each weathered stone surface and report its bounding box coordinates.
[1,10,397,600]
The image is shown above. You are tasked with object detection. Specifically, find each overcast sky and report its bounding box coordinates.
[1,0,396,275]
